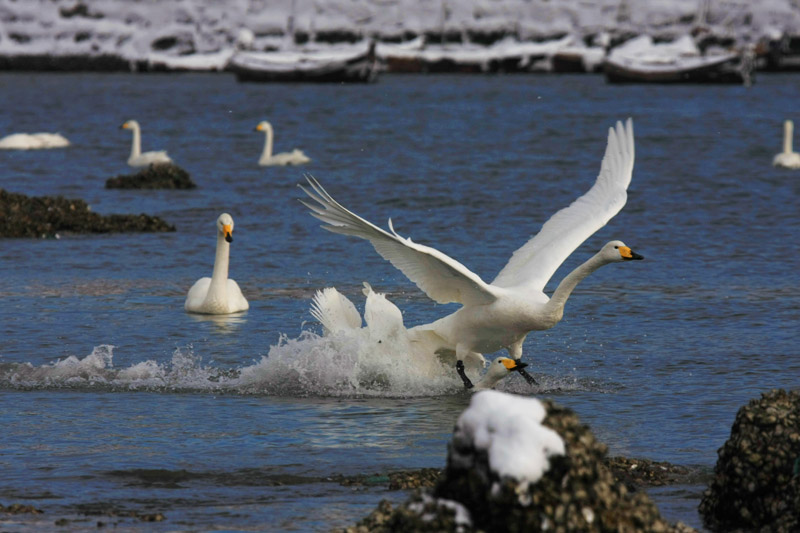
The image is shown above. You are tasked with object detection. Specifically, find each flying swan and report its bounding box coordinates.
[773,119,800,169]
[185,213,249,315]
[255,121,310,166]
[300,118,642,371]
[0,132,70,149]
[120,120,173,167]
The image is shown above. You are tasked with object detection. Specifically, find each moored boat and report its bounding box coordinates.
[229,42,378,83]
[603,35,752,84]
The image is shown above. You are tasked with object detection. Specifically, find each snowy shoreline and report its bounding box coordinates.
[1,0,799,73]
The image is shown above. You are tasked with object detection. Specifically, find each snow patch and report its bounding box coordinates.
[454,390,565,486]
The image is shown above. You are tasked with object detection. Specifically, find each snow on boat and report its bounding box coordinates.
[381,36,573,73]
[229,42,378,83]
[603,35,752,84]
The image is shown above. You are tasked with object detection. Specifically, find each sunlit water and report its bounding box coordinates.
[1,72,798,530]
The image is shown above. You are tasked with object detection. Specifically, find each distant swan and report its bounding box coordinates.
[0,132,70,150]
[301,119,642,373]
[120,120,172,167]
[773,120,800,169]
[185,213,249,315]
[255,121,310,166]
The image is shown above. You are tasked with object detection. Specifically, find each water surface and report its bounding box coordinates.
[1,72,799,530]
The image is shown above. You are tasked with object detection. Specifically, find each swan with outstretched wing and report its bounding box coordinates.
[300,118,642,370]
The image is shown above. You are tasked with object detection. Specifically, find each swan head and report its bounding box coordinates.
[255,121,272,132]
[120,120,139,130]
[217,213,234,243]
[601,240,644,262]
[481,357,530,388]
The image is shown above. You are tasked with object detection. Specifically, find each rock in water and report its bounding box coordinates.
[106,163,196,189]
[699,389,800,532]
[344,392,696,533]
[0,189,175,238]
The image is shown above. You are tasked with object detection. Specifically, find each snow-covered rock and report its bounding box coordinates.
[451,391,564,489]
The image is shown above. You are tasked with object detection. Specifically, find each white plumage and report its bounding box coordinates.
[0,132,70,149]
[255,121,310,166]
[300,119,642,370]
[310,287,362,334]
[185,213,249,315]
[120,120,172,167]
[773,120,800,169]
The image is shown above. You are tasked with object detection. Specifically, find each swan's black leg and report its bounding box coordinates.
[456,360,474,389]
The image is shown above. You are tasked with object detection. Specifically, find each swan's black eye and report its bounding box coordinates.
[614,245,619,249]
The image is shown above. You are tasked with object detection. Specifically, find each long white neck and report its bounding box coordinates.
[208,232,230,300]
[260,123,274,161]
[545,252,610,316]
[783,121,794,154]
[129,124,142,159]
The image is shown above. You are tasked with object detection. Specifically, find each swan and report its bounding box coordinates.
[120,120,172,167]
[310,284,533,389]
[255,121,310,166]
[299,118,642,371]
[773,120,800,169]
[185,213,249,315]
[0,132,70,149]
[456,357,533,391]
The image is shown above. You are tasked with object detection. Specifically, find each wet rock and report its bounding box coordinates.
[0,503,43,514]
[604,456,697,491]
[0,189,175,238]
[699,388,800,532]
[105,163,196,190]
[389,468,442,490]
[335,469,442,490]
[343,395,696,532]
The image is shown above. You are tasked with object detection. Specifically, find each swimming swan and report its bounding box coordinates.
[773,120,800,169]
[300,118,642,371]
[120,120,172,167]
[255,121,310,166]
[185,213,249,315]
[0,133,70,149]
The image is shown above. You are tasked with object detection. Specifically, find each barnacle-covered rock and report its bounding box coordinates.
[343,392,696,533]
[106,163,196,189]
[0,189,175,238]
[699,388,800,532]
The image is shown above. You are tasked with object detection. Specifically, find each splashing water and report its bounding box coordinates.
[0,331,592,397]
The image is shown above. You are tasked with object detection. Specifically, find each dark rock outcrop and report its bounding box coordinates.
[106,163,196,190]
[344,395,696,533]
[0,503,43,514]
[0,189,175,238]
[699,389,800,533]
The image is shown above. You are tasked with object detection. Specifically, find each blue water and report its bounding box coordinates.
[1,72,799,530]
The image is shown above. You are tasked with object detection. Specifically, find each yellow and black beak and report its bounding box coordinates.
[120,122,129,129]
[508,359,537,386]
[502,359,527,371]
[619,246,644,261]
[223,224,233,243]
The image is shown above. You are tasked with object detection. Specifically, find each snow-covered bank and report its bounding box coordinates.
[0,0,799,71]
